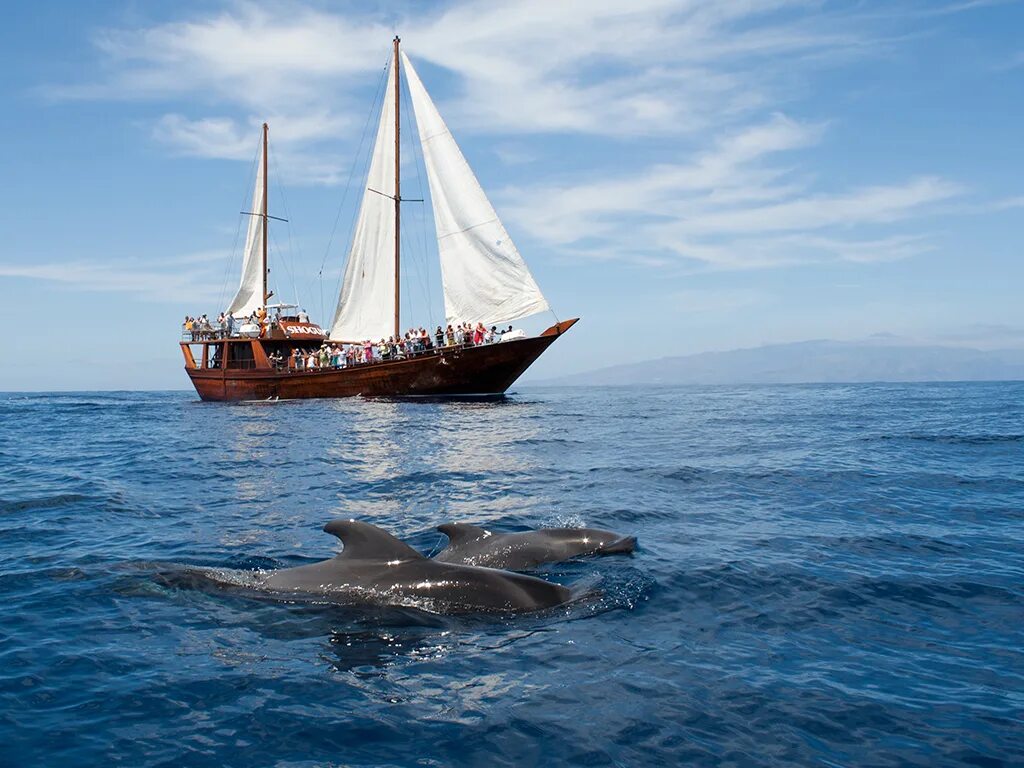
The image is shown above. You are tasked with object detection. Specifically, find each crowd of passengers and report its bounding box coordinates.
[273,323,515,371]
[182,311,259,341]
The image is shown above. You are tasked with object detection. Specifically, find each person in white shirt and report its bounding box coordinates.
[298,308,309,323]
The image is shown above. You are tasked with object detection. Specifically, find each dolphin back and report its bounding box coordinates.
[324,519,426,561]
[434,525,637,569]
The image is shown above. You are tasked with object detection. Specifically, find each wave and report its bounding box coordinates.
[878,433,1024,445]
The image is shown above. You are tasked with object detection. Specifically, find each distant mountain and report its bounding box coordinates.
[537,340,1024,386]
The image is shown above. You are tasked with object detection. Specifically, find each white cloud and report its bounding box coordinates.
[152,114,255,160]
[992,195,1024,210]
[0,252,231,303]
[680,176,962,235]
[497,108,964,271]
[44,0,1012,270]
[500,114,824,243]
[51,0,864,149]
[151,112,350,184]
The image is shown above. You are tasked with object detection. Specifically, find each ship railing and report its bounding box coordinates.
[181,328,252,341]
[283,338,508,372]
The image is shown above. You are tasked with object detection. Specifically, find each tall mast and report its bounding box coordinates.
[393,36,401,339]
[261,121,269,308]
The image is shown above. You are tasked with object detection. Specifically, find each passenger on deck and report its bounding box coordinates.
[298,308,309,323]
[435,326,444,348]
[445,325,455,346]
[363,340,373,364]
[486,326,496,344]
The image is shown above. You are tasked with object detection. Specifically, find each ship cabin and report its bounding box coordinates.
[180,304,329,373]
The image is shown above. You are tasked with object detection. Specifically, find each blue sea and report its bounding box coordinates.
[1,383,1022,767]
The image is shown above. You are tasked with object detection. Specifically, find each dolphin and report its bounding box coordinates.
[433,523,637,570]
[183,520,579,614]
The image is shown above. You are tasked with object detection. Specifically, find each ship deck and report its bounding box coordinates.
[181,318,577,401]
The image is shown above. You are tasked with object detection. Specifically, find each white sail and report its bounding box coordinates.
[401,51,550,327]
[226,150,265,318]
[330,58,398,342]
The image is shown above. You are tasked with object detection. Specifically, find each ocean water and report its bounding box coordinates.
[0,383,1022,767]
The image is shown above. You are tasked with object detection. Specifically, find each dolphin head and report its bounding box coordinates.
[567,528,637,555]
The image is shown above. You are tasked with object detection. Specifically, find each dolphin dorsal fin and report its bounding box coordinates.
[323,520,425,561]
[437,522,489,547]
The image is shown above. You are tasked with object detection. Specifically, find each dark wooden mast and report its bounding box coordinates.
[261,121,269,307]
[393,36,401,339]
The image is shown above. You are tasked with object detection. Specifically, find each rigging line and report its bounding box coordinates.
[405,215,433,330]
[217,138,261,312]
[267,223,295,308]
[400,223,431,330]
[268,144,301,309]
[401,203,433,330]
[317,55,391,287]
[401,70,435,330]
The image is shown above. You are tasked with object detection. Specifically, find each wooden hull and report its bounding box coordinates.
[184,319,577,401]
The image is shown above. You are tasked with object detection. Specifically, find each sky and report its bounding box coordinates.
[0,0,1022,391]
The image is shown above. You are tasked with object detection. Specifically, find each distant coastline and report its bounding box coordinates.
[531,340,1024,387]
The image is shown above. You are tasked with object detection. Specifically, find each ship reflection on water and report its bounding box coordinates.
[207,393,553,554]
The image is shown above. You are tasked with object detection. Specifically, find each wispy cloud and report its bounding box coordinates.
[42,0,1017,271]
[0,251,231,303]
[47,1,867,161]
[500,113,960,270]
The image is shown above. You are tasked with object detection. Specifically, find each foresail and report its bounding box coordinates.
[330,58,398,342]
[401,52,550,328]
[226,153,265,318]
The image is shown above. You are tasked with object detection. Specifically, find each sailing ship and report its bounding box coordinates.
[180,38,576,401]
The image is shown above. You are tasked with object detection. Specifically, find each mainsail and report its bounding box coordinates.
[401,51,550,328]
[330,58,399,342]
[226,146,266,319]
